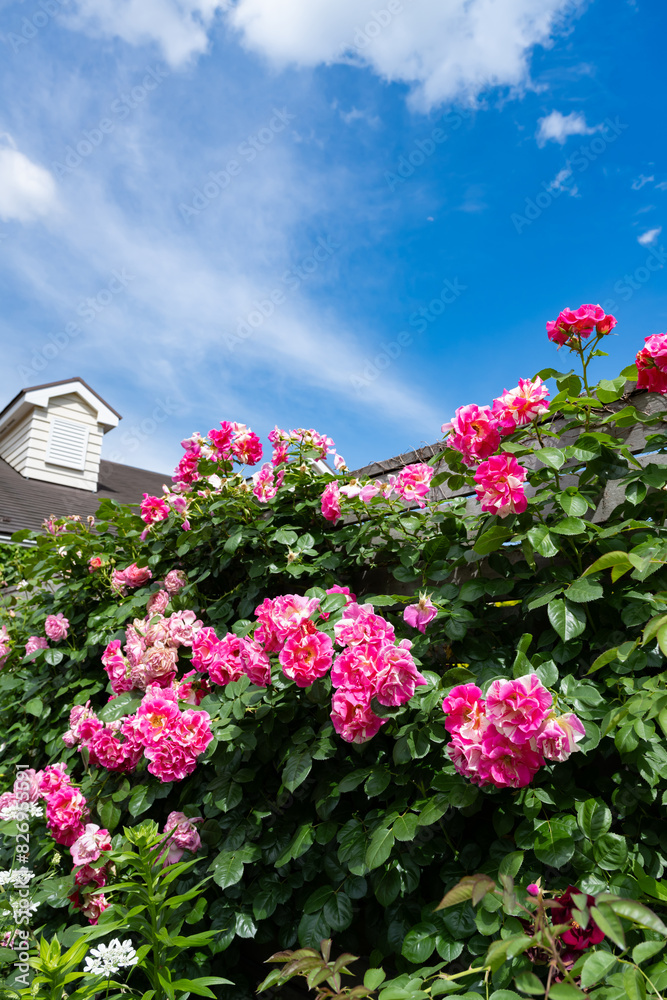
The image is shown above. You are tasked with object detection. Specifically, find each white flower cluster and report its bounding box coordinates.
[83,939,138,977]
[11,898,40,921]
[0,867,34,887]
[0,802,43,822]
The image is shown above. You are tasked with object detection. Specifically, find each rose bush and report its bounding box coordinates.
[1,306,667,998]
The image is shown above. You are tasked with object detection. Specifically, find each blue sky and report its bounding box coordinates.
[0,0,665,475]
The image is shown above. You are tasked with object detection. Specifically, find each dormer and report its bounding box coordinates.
[0,378,121,492]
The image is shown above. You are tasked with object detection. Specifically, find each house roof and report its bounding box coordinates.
[0,378,122,423]
[0,456,169,537]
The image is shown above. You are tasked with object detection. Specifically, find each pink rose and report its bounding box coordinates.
[25,636,48,656]
[230,423,263,466]
[374,640,427,706]
[121,564,153,588]
[208,421,234,460]
[191,627,222,671]
[279,624,334,687]
[331,643,379,690]
[46,785,89,846]
[446,736,486,784]
[330,685,386,744]
[485,674,553,744]
[88,556,103,573]
[207,633,247,687]
[165,609,202,646]
[160,811,202,865]
[334,603,395,649]
[74,864,108,888]
[141,494,170,525]
[477,730,544,789]
[252,463,284,502]
[254,595,321,648]
[442,404,501,466]
[403,595,438,633]
[474,454,528,517]
[178,709,213,756]
[321,482,342,524]
[101,640,133,694]
[147,589,170,615]
[164,570,188,594]
[492,377,549,433]
[45,613,69,642]
[70,824,112,866]
[319,585,356,620]
[392,463,434,508]
[535,712,586,762]
[242,639,271,687]
[144,741,199,783]
[136,689,181,746]
[547,304,616,348]
[37,763,71,797]
[636,333,667,394]
[442,684,488,743]
[86,727,142,772]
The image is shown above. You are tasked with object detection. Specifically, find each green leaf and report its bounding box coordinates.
[282,749,312,792]
[632,940,666,964]
[513,971,546,995]
[583,551,633,579]
[210,852,244,888]
[275,824,315,867]
[498,852,524,879]
[604,897,667,936]
[551,517,587,536]
[128,784,155,818]
[304,886,335,914]
[579,951,617,988]
[593,834,628,871]
[98,692,143,722]
[401,922,437,963]
[558,492,588,517]
[576,799,612,840]
[566,576,604,603]
[393,814,419,842]
[547,985,587,999]
[547,598,586,642]
[24,696,44,716]
[44,649,64,666]
[474,526,514,555]
[537,447,566,470]
[323,892,353,932]
[417,794,449,827]
[534,819,576,868]
[364,970,387,991]
[590,904,626,949]
[366,827,395,870]
[625,480,648,505]
[622,965,647,1000]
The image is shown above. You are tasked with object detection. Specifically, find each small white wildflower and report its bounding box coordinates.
[0,871,12,886]
[83,938,137,977]
[0,802,43,822]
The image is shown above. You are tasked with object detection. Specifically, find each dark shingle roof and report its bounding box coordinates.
[0,457,170,536]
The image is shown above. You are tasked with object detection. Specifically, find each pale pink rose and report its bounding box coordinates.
[44,611,69,642]
[70,824,112,866]
[141,494,170,525]
[477,730,544,789]
[330,686,386,744]
[492,377,549,433]
[25,635,48,656]
[485,674,553,745]
[330,643,379,690]
[122,564,153,588]
[142,645,179,687]
[191,627,222,671]
[637,334,667,394]
[136,689,182,746]
[442,684,488,743]
[279,624,334,687]
[404,596,438,633]
[164,570,188,594]
[124,625,147,666]
[334,603,396,649]
[374,640,427,707]
[166,609,202,646]
[393,463,434,508]
[474,454,528,517]
[37,763,71,797]
[321,481,342,524]
[46,786,89,846]
[334,454,347,471]
[446,736,486,784]
[160,811,202,866]
[144,616,172,646]
[80,891,110,925]
[207,633,247,687]
[0,624,10,667]
[442,404,501,466]
[62,703,103,748]
[147,589,171,615]
[535,712,586,762]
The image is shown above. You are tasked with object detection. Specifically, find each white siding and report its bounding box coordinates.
[0,412,33,475]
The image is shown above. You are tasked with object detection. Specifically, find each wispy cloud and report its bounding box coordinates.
[0,139,58,222]
[536,110,601,147]
[637,226,662,246]
[549,166,579,196]
[632,173,654,190]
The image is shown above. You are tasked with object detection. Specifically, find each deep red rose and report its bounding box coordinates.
[551,885,605,951]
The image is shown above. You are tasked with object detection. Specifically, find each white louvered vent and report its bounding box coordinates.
[45,418,89,471]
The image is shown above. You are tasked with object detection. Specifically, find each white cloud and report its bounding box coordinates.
[637,226,662,247]
[536,109,600,146]
[549,166,578,196]
[0,142,57,223]
[656,181,667,191]
[66,0,228,67]
[227,0,586,111]
[632,173,654,190]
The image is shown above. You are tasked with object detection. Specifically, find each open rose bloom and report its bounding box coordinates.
[442,675,585,789]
